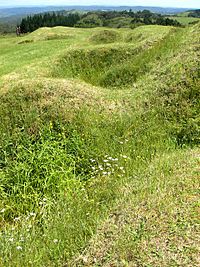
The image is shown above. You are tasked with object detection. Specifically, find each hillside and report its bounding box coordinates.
[178,9,200,18]
[166,15,200,25]
[167,9,200,25]
[0,23,199,266]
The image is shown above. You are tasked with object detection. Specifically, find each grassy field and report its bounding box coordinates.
[0,23,199,266]
[167,16,200,25]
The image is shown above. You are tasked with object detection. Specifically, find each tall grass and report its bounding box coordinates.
[52,28,183,88]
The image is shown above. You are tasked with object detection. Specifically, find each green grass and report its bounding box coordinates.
[0,23,199,266]
[167,16,200,25]
[51,25,174,88]
[72,148,200,266]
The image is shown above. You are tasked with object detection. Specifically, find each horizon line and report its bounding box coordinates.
[0,4,198,9]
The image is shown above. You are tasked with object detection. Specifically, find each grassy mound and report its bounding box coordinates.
[18,26,77,42]
[89,29,121,44]
[0,78,108,218]
[125,25,173,43]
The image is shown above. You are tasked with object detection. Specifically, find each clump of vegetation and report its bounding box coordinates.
[75,14,103,28]
[18,39,34,44]
[17,26,78,43]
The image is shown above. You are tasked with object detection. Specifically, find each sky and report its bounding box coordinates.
[0,0,199,8]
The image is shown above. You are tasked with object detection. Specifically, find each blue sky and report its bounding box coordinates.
[0,0,199,8]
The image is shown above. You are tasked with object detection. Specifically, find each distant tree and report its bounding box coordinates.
[0,22,16,34]
[75,14,103,28]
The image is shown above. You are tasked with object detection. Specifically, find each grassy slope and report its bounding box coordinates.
[168,10,200,26]
[166,16,200,25]
[0,24,199,266]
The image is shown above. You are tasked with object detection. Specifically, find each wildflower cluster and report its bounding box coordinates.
[0,229,25,252]
[90,154,130,178]
[0,206,54,254]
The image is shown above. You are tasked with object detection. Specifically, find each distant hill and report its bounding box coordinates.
[166,9,200,25]
[0,6,192,19]
[188,9,200,18]
[176,9,200,17]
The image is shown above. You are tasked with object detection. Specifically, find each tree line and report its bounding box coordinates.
[19,10,181,33]
[20,12,81,33]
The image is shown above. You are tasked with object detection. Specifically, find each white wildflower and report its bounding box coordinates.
[16,246,22,251]
[82,256,88,264]
[53,239,58,244]
[99,166,103,171]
